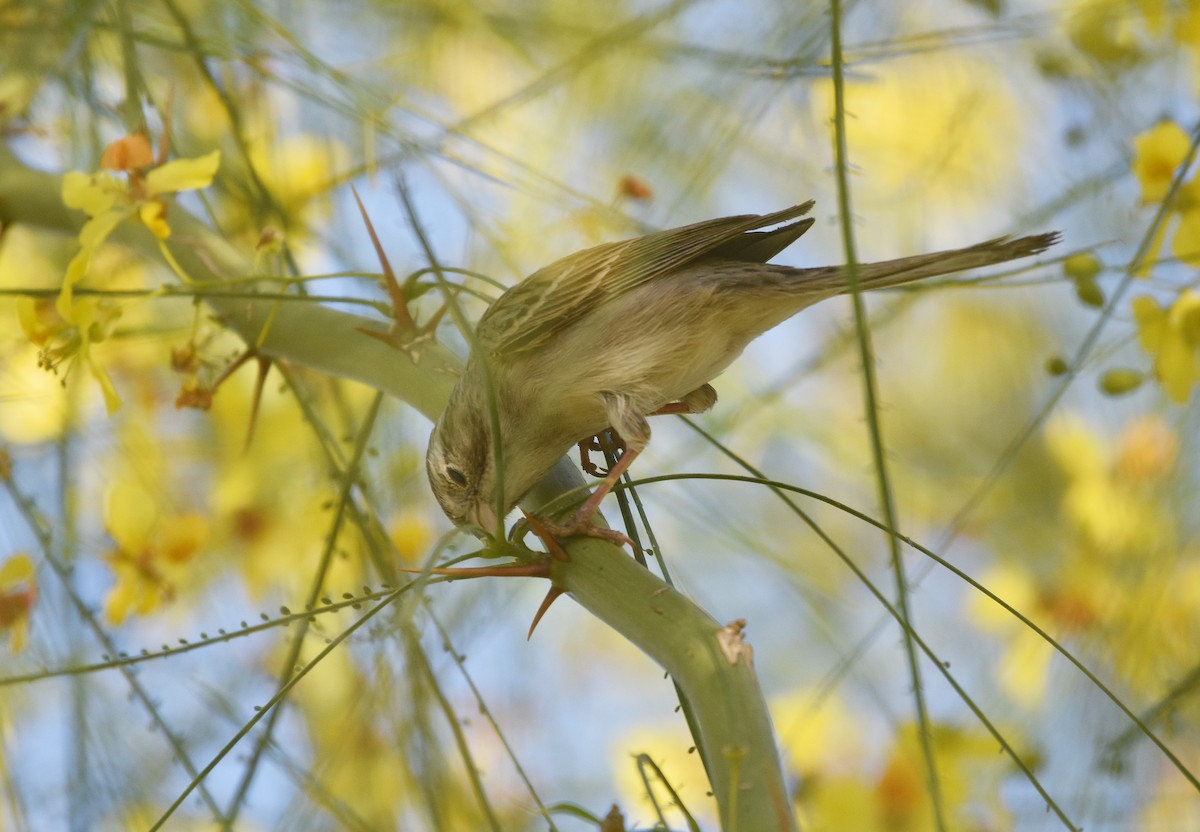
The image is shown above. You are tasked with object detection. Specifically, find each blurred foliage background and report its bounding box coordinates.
[2,0,1200,829]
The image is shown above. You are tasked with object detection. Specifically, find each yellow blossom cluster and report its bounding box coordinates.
[1130,121,1200,402]
[972,413,1197,704]
[29,134,220,414]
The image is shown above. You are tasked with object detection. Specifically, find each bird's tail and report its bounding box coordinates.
[788,231,1060,297]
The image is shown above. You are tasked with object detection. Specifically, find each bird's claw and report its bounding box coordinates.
[577,429,627,477]
[535,516,640,555]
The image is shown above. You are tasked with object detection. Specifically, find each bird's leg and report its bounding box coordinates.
[576,385,715,478]
[539,391,648,549]
[650,383,718,416]
[537,445,641,550]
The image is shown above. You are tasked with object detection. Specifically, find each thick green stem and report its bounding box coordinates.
[551,540,795,831]
[0,145,797,831]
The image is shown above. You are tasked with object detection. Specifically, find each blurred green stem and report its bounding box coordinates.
[0,144,797,831]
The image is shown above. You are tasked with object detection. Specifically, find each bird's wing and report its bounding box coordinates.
[475,202,815,357]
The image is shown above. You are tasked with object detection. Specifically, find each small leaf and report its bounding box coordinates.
[1099,368,1144,396]
[1045,356,1069,376]
[1074,276,1105,308]
[1063,252,1101,282]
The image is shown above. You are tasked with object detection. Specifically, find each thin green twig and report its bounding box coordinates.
[148,590,403,830]
[639,461,1200,798]
[221,394,385,827]
[1,469,226,821]
[827,2,945,827]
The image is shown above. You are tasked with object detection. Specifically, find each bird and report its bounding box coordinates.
[426,201,1058,545]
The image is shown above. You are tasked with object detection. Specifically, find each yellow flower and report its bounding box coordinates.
[1171,204,1200,263]
[16,295,123,415]
[795,721,1012,831]
[811,52,1023,216]
[143,151,221,197]
[1132,121,1190,205]
[969,564,1038,636]
[222,135,346,242]
[206,376,361,597]
[1046,411,1176,553]
[1129,121,1200,273]
[53,136,220,412]
[881,723,1011,831]
[1180,2,1200,50]
[290,648,416,827]
[611,723,710,827]
[773,689,867,778]
[103,477,208,625]
[388,511,434,565]
[970,412,1188,705]
[62,169,123,216]
[58,175,132,317]
[968,564,1057,707]
[1114,414,1179,483]
[0,341,69,443]
[1132,292,1200,403]
[996,628,1055,708]
[137,200,170,240]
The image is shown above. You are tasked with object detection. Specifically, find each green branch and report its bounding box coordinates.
[0,143,797,832]
[827,3,945,829]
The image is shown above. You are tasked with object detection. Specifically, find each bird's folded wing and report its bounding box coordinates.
[476,201,816,357]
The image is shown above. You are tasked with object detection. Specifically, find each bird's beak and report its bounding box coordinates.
[467,501,500,538]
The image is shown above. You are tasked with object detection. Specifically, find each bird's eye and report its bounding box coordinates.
[445,465,468,488]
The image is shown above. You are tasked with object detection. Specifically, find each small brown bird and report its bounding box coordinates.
[427,201,1057,542]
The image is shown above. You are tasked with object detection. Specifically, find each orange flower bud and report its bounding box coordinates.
[100,134,154,172]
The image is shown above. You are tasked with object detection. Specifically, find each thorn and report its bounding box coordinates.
[351,185,417,333]
[243,355,271,453]
[396,561,550,580]
[212,347,256,387]
[355,325,435,357]
[523,512,571,561]
[423,302,448,332]
[357,326,403,348]
[156,89,174,167]
[528,587,564,640]
[206,349,272,452]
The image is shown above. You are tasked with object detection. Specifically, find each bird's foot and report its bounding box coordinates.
[533,514,639,554]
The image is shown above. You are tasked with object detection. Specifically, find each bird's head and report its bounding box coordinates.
[426,382,501,534]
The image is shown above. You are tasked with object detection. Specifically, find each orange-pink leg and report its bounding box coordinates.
[540,445,641,550]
